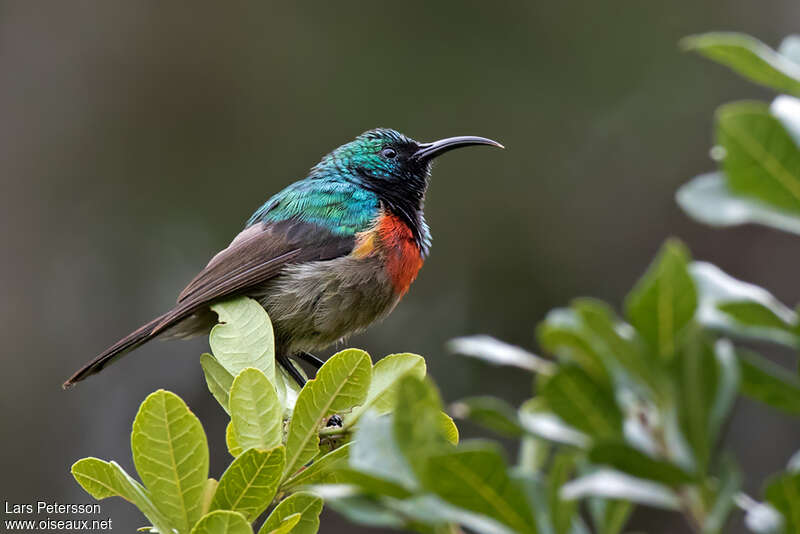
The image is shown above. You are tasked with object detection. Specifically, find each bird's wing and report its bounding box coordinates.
[64,217,357,387]
[151,218,355,335]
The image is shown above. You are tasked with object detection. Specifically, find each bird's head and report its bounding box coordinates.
[311,128,503,205]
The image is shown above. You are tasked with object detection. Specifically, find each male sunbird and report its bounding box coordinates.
[64,129,502,388]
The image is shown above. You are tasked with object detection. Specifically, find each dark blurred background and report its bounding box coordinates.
[2,1,800,532]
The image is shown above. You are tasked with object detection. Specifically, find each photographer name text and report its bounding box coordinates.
[5,501,101,515]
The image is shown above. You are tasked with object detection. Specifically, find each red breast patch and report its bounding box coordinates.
[376,213,424,296]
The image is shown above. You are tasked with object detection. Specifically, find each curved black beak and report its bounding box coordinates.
[412,135,504,162]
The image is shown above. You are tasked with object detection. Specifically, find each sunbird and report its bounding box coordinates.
[64,128,503,388]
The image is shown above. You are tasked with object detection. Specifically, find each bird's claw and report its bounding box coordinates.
[326,414,343,427]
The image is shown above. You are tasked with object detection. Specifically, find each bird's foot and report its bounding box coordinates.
[326,414,343,427]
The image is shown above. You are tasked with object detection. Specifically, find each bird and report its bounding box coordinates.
[64,128,503,388]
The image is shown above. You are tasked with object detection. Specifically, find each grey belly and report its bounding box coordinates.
[255,255,399,354]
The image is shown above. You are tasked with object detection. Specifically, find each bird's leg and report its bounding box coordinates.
[277,355,306,387]
[296,351,325,369]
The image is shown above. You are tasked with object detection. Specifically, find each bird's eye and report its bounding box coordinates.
[381,147,397,159]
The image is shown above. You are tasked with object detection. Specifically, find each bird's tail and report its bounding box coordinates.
[63,311,173,388]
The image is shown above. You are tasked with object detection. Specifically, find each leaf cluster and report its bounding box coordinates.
[447,31,800,534]
[73,297,445,534]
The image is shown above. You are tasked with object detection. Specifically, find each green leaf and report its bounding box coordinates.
[131,389,209,533]
[737,349,800,414]
[717,101,800,214]
[541,366,622,440]
[677,335,740,474]
[421,442,538,534]
[574,300,662,395]
[345,353,426,428]
[680,88,800,237]
[510,462,564,534]
[742,502,785,534]
[230,368,282,452]
[71,458,174,534]
[773,95,800,147]
[779,35,800,64]
[258,492,323,534]
[682,32,800,94]
[210,296,276,383]
[72,457,129,500]
[561,469,681,510]
[226,422,244,458]
[536,308,610,385]
[438,412,459,445]
[324,494,407,529]
[190,510,253,534]
[281,443,351,490]
[350,411,417,490]
[448,335,556,375]
[588,443,694,487]
[200,478,218,516]
[394,376,452,475]
[690,261,799,346]
[263,513,301,534]
[335,469,414,499]
[702,457,741,534]
[718,302,792,331]
[320,487,514,534]
[588,498,632,534]
[450,396,524,437]
[677,172,800,234]
[388,494,517,534]
[548,452,578,534]
[677,332,715,474]
[518,398,590,448]
[625,239,697,361]
[200,353,235,413]
[517,435,550,475]
[708,340,740,444]
[211,447,285,521]
[284,349,371,477]
[764,471,800,532]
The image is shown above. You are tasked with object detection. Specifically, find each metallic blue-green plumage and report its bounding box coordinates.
[247,128,426,240]
[247,179,379,236]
